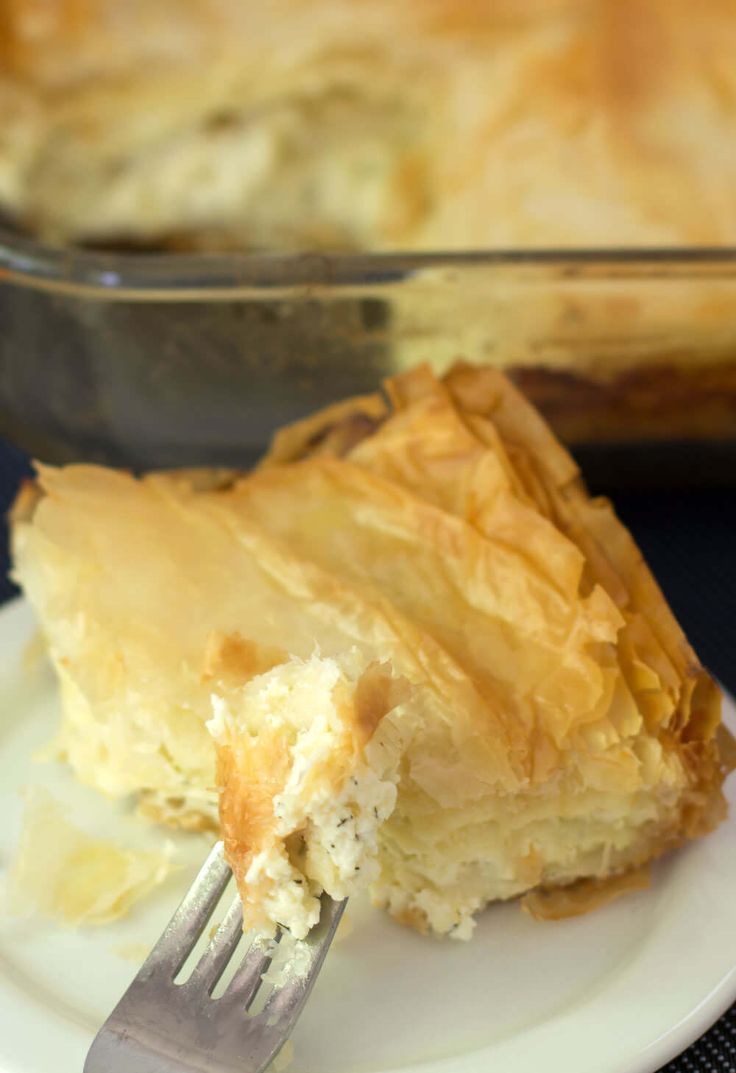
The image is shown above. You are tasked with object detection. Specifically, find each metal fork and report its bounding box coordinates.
[84,841,345,1073]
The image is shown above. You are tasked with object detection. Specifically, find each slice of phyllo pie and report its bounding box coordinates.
[12,364,730,940]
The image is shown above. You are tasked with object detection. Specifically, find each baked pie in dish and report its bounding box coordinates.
[3,1,736,251]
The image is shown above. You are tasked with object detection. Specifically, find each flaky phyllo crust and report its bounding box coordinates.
[11,365,731,938]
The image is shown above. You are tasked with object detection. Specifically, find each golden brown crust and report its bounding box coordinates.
[201,632,289,686]
[521,865,651,921]
[8,477,42,526]
[262,393,387,467]
[217,721,293,898]
[262,362,727,866]
[353,662,411,743]
[386,904,430,935]
[716,723,736,774]
[443,362,722,748]
[295,360,720,742]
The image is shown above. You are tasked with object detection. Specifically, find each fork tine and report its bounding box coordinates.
[85,851,345,1073]
[223,929,282,1008]
[146,840,232,978]
[186,896,244,994]
[260,895,345,1022]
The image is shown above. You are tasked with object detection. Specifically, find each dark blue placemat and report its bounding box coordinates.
[0,440,733,1071]
[0,440,32,603]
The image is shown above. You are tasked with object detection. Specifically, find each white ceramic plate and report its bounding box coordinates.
[0,598,734,1073]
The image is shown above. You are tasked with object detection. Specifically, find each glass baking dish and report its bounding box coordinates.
[2,227,736,488]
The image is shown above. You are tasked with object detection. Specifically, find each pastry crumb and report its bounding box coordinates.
[270,1039,294,1072]
[4,787,176,926]
[333,909,354,945]
[111,941,152,963]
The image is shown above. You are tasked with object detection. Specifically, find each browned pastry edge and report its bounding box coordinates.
[520,865,652,920]
[258,360,733,924]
